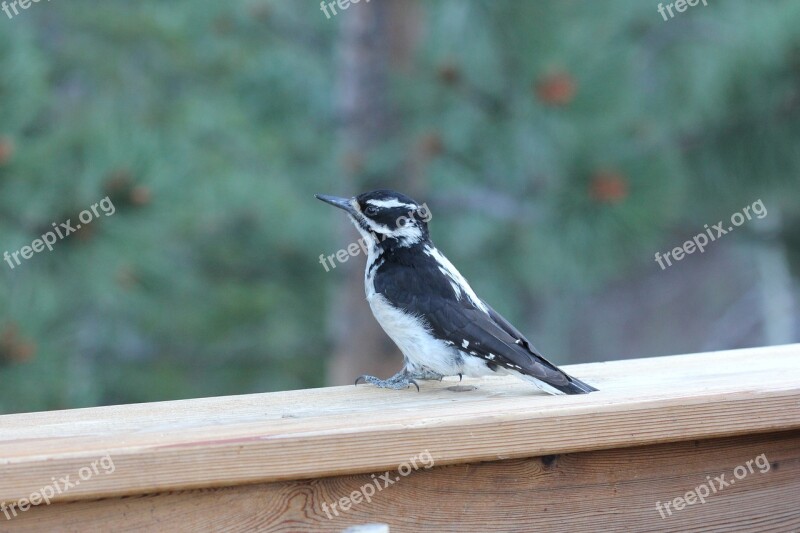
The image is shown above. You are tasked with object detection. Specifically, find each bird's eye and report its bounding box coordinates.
[364,206,379,216]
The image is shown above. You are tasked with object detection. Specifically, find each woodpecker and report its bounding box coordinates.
[316,189,597,395]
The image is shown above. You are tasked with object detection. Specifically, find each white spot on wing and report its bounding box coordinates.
[425,246,489,313]
[439,267,462,299]
[461,340,469,349]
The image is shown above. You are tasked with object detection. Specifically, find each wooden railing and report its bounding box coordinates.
[1,344,799,532]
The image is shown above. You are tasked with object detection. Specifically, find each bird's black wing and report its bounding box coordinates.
[480,302,564,372]
[431,300,576,388]
[467,301,596,392]
[375,261,579,390]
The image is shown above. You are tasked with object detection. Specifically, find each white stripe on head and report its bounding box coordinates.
[362,217,392,235]
[352,212,424,247]
[366,198,417,209]
[347,214,382,251]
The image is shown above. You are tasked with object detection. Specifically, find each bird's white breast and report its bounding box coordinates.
[366,293,459,376]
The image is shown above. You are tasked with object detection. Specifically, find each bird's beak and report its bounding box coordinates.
[315,194,356,215]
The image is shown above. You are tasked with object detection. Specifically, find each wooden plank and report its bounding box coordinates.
[5,431,800,532]
[0,344,799,505]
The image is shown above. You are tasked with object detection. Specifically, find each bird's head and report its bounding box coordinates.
[315,189,431,248]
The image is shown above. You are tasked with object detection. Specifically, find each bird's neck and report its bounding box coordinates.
[379,235,431,259]
[363,235,432,273]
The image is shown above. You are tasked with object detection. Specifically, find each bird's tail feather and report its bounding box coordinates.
[554,376,598,395]
[521,349,598,394]
[517,373,598,395]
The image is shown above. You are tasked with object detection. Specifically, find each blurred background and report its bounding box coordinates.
[1,0,799,414]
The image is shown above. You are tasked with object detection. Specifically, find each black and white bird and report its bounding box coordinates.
[316,189,597,395]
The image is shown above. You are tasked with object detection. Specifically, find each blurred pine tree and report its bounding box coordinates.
[0,0,798,412]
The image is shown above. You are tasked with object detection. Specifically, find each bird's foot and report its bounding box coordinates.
[408,369,445,381]
[355,371,420,391]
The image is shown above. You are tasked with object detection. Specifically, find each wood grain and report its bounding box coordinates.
[0,344,799,508]
[5,431,799,532]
